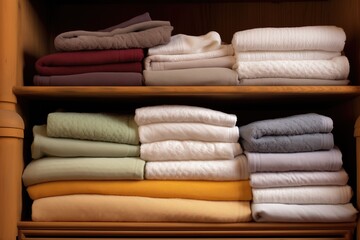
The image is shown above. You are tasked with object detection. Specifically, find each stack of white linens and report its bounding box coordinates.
[239,113,358,222]
[143,32,239,85]
[232,26,350,85]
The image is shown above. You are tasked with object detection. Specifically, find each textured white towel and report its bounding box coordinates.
[148,31,222,55]
[145,155,249,180]
[139,123,239,143]
[140,141,242,161]
[246,148,343,173]
[232,26,346,52]
[240,78,350,86]
[234,56,349,80]
[235,51,341,61]
[250,169,349,188]
[251,203,358,222]
[252,185,352,204]
[135,105,237,127]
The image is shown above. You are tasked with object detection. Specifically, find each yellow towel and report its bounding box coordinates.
[27,180,252,201]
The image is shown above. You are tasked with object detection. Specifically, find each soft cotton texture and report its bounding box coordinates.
[235,50,341,61]
[239,78,350,86]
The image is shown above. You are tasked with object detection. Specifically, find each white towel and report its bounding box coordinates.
[246,148,343,173]
[148,31,222,55]
[251,203,358,222]
[250,169,349,188]
[232,26,346,52]
[139,123,239,143]
[140,140,242,161]
[135,105,237,127]
[235,51,341,61]
[145,155,249,180]
[252,185,352,204]
[234,56,349,80]
[239,78,350,86]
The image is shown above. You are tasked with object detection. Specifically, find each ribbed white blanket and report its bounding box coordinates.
[138,123,239,143]
[145,155,249,180]
[234,56,349,80]
[135,105,237,127]
[140,141,242,161]
[246,148,343,173]
[148,31,222,55]
[251,203,358,222]
[252,185,352,204]
[232,26,346,52]
[235,51,341,61]
[250,169,348,188]
[240,78,350,86]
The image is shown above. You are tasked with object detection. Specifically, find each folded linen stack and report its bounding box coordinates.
[232,26,350,85]
[33,12,173,86]
[143,32,239,85]
[239,113,358,222]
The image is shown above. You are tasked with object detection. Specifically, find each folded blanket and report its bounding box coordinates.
[143,68,239,86]
[251,203,357,222]
[31,125,139,159]
[22,157,145,186]
[27,180,252,201]
[145,155,249,180]
[239,113,334,152]
[232,26,346,52]
[33,72,143,86]
[234,56,349,80]
[135,105,237,127]
[47,112,139,144]
[138,123,239,143]
[148,31,222,55]
[55,21,173,51]
[250,169,348,188]
[99,12,151,32]
[32,195,252,222]
[239,78,350,86]
[35,49,144,75]
[246,148,343,173]
[140,141,242,161]
[252,185,352,204]
[235,51,341,61]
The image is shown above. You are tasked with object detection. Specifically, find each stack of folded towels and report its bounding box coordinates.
[134,105,252,222]
[232,26,350,86]
[239,113,358,222]
[33,12,173,86]
[143,32,239,85]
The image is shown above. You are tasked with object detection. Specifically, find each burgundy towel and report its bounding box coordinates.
[36,49,144,75]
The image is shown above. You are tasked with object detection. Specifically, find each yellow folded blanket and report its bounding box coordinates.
[27,180,252,201]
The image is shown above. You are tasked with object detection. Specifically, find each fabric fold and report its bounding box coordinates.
[235,50,341,61]
[239,78,350,86]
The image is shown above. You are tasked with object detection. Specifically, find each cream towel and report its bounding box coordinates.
[240,78,350,86]
[32,195,252,222]
[235,50,341,61]
[251,203,358,222]
[250,169,349,188]
[135,105,237,127]
[145,155,249,180]
[148,31,222,55]
[234,56,349,80]
[246,148,343,173]
[252,185,352,204]
[141,140,242,161]
[232,26,346,52]
[138,123,239,143]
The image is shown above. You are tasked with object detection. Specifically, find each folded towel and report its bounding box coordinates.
[27,180,252,201]
[235,51,341,61]
[138,123,239,143]
[239,78,350,86]
[148,31,222,55]
[55,21,173,51]
[251,203,357,222]
[32,195,252,222]
[232,26,346,52]
[135,105,237,127]
[239,113,334,152]
[99,12,152,32]
[246,148,343,173]
[145,155,249,180]
[22,157,145,186]
[143,67,239,86]
[140,141,242,161]
[47,112,139,144]
[252,185,352,204]
[250,169,348,188]
[31,125,139,159]
[234,56,349,80]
